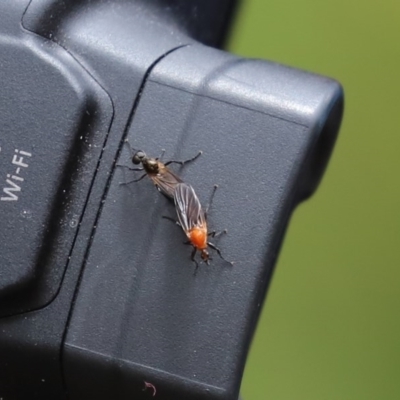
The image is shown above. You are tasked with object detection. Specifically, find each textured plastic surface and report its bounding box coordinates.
[64,45,343,400]
[0,0,240,399]
[0,5,112,310]
[0,1,343,400]
[23,0,239,49]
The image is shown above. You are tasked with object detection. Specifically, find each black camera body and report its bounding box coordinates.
[0,1,343,399]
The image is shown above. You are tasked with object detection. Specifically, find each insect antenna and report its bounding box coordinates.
[123,139,138,157]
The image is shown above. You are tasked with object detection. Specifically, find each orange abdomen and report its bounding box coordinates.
[188,227,208,250]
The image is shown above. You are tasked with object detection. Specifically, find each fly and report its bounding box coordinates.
[119,140,201,199]
[166,182,233,270]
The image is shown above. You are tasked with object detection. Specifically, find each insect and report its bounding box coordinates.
[119,140,202,199]
[168,182,233,269]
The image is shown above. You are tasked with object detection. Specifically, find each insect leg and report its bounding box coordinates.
[191,247,200,274]
[116,164,144,171]
[162,215,181,227]
[205,184,218,218]
[208,241,234,265]
[156,149,166,161]
[208,229,228,238]
[164,150,202,166]
[119,173,147,185]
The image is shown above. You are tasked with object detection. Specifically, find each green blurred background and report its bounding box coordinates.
[228,1,400,399]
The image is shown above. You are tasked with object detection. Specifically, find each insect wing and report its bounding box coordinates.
[174,183,205,233]
[150,163,183,199]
